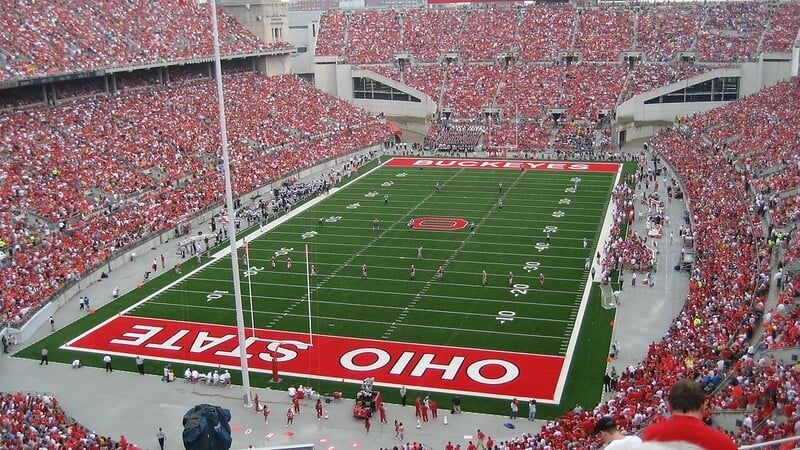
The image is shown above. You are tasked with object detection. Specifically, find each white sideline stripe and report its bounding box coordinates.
[552,164,623,403]
[64,163,386,347]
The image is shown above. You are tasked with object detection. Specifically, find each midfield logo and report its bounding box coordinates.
[411,217,468,231]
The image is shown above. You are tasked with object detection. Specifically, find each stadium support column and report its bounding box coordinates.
[209,0,253,408]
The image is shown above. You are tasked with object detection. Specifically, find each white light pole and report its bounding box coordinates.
[209,0,253,407]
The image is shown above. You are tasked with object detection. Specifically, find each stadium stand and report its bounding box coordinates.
[346,10,403,65]
[316,2,800,142]
[493,79,800,448]
[457,7,520,63]
[573,8,635,63]
[517,6,577,62]
[619,64,711,104]
[314,11,348,58]
[316,3,796,64]
[400,9,465,62]
[700,82,800,196]
[3,0,800,447]
[693,1,771,62]
[0,0,291,82]
[634,4,703,63]
[0,392,133,449]
[0,72,389,326]
[761,2,800,53]
[317,2,800,155]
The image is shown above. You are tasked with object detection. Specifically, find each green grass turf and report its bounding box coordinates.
[19,160,624,418]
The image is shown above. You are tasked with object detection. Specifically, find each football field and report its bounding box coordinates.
[60,157,621,414]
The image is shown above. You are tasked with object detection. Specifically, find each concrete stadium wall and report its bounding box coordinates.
[287,12,322,76]
[616,57,795,142]
[314,57,339,95]
[262,54,292,77]
[312,62,437,118]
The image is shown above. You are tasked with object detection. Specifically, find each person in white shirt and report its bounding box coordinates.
[594,416,642,449]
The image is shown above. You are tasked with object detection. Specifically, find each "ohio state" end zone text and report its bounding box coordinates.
[385,158,619,173]
[65,316,564,401]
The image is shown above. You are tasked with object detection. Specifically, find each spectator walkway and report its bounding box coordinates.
[603,140,692,388]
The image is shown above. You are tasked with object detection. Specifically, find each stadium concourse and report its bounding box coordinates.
[0,140,685,450]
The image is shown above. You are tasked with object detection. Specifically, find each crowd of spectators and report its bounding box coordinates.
[485,118,552,154]
[457,8,519,63]
[597,183,656,280]
[374,60,623,149]
[551,120,610,158]
[316,1,799,147]
[319,2,800,161]
[699,81,800,198]
[315,11,348,59]
[511,78,800,448]
[759,263,798,352]
[400,9,465,62]
[619,63,712,104]
[0,0,289,82]
[496,64,563,118]
[633,5,703,63]
[769,195,800,230]
[693,1,771,62]
[560,63,627,120]
[574,8,635,63]
[761,3,800,53]
[0,72,389,326]
[442,64,506,119]
[517,6,576,62]
[317,2,796,66]
[0,392,134,449]
[344,10,402,65]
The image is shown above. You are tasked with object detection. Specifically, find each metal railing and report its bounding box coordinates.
[739,434,800,449]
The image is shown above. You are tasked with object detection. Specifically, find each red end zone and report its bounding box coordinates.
[385,157,620,173]
[66,316,565,401]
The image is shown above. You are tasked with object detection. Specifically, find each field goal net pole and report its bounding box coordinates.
[599,282,617,309]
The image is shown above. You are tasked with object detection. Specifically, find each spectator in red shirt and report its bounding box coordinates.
[642,379,737,450]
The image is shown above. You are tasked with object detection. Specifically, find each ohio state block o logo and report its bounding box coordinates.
[412,217,468,231]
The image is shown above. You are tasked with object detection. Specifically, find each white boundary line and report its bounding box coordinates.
[551,164,623,403]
